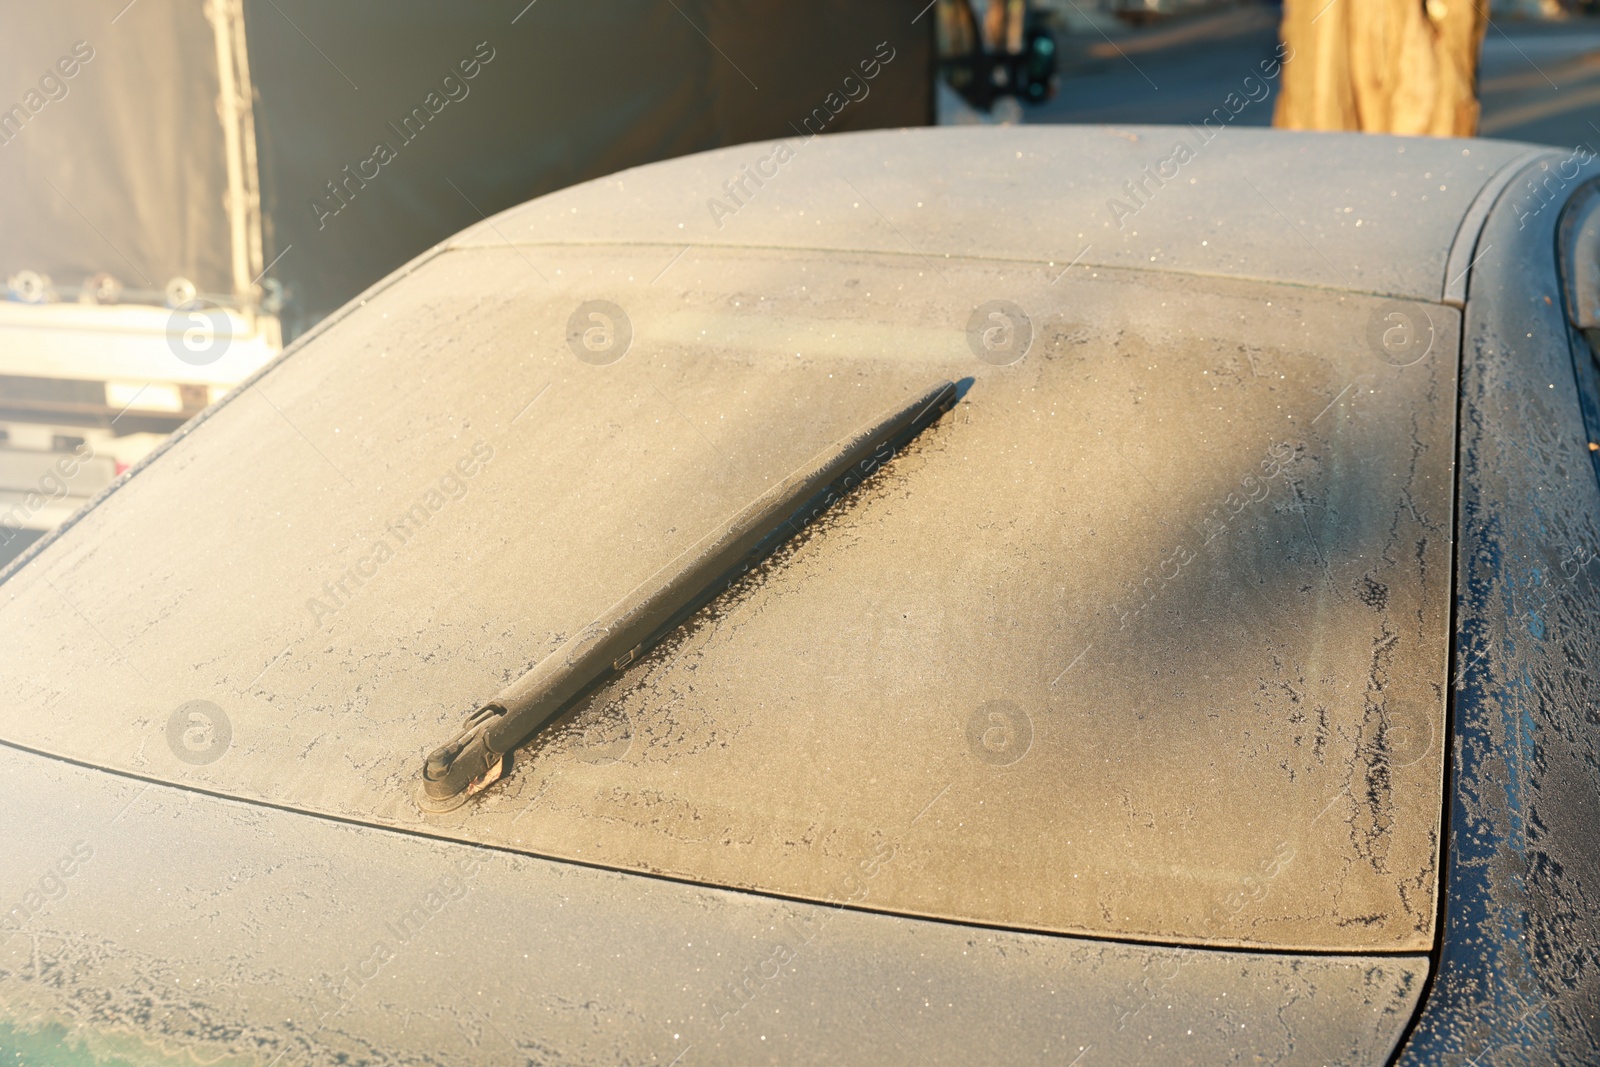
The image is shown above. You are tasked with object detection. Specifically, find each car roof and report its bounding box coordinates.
[455,125,1541,302]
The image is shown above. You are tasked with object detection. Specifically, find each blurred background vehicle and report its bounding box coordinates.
[1,1,280,568]
[0,295,277,569]
[0,0,935,564]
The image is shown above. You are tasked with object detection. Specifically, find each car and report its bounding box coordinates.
[1,125,1596,1066]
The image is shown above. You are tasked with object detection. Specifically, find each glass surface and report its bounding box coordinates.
[0,243,1456,950]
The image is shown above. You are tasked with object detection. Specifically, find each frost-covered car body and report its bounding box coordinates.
[1,127,1597,1065]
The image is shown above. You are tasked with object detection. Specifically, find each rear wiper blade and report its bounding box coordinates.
[417,379,960,811]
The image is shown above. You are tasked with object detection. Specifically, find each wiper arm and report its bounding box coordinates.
[418,379,959,811]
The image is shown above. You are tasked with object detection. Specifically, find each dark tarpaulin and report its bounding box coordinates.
[242,0,934,337]
[0,0,236,302]
[1,2,931,330]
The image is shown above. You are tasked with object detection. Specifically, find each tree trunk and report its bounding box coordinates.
[1274,0,1489,135]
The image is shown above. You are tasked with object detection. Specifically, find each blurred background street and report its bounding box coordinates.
[979,1,1600,149]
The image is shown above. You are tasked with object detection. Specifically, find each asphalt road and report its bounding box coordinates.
[1024,4,1600,151]
[1027,5,1285,128]
[1477,22,1600,146]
